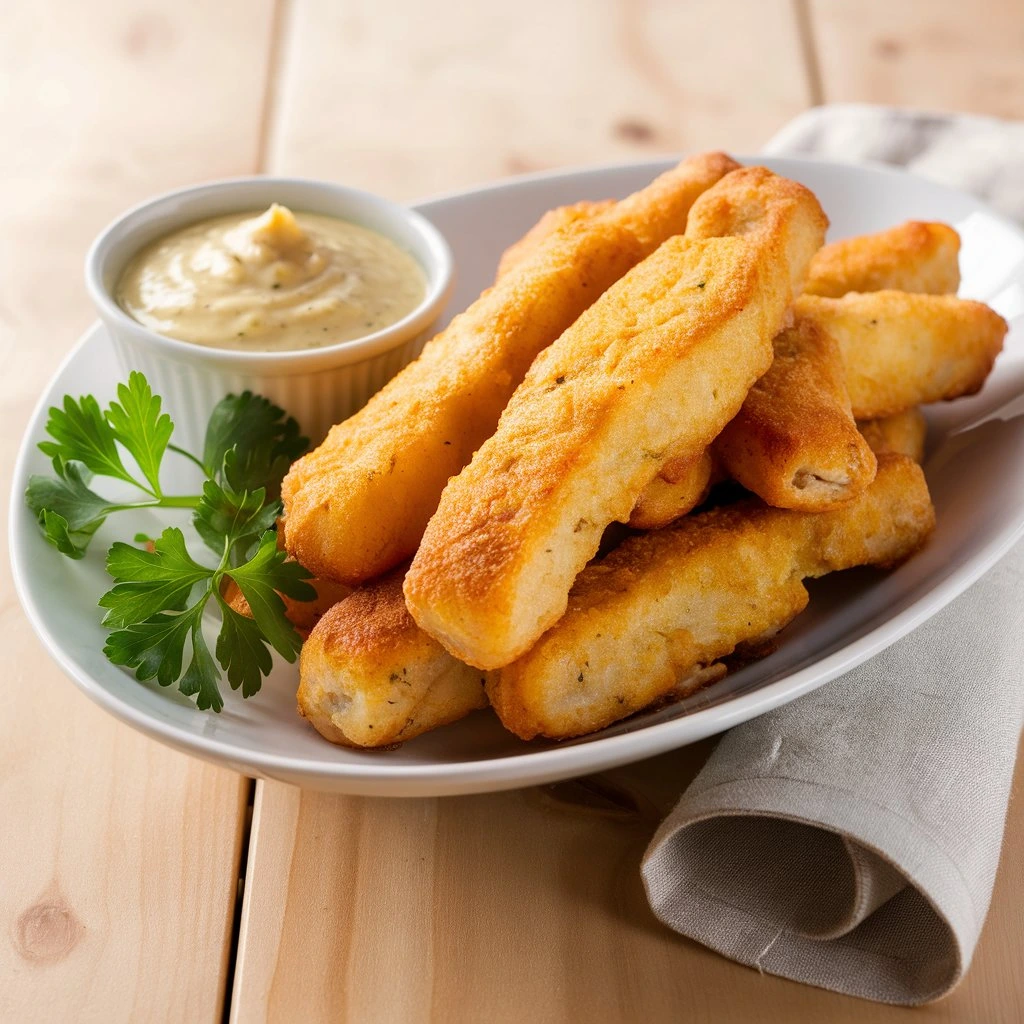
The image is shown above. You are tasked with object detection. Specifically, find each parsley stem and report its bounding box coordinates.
[168,444,211,477]
[142,495,203,509]
[149,495,201,507]
[100,496,203,514]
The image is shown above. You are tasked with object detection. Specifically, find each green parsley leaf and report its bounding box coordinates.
[105,371,174,496]
[39,509,102,559]
[26,459,120,557]
[192,480,279,561]
[99,528,212,628]
[225,531,314,661]
[203,391,308,495]
[215,598,274,698]
[177,620,223,712]
[39,393,138,487]
[31,373,319,712]
[104,606,201,690]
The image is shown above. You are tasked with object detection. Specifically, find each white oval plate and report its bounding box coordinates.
[11,157,1024,795]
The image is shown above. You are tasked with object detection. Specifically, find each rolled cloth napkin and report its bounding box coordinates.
[642,105,1024,1005]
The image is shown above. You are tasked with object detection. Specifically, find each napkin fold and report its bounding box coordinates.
[641,105,1024,1005]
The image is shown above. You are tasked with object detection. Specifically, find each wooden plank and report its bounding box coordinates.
[807,0,1024,118]
[233,741,1024,1023]
[0,1,275,1020]
[264,0,811,198]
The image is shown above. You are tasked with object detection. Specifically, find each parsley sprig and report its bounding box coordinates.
[25,372,316,711]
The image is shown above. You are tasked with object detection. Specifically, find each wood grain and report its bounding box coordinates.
[264,0,812,198]
[232,741,1024,1023]
[0,2,275,1020]
[807,0,1024,118]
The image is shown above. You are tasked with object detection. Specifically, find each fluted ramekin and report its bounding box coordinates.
[85,177,454,451]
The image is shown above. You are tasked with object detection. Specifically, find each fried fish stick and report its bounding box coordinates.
[714,315,877,510]
[858,407,928,462]
[496,200,615,280]
[646,291,998,522]
[281,152,739,585]
[488,454,934,740]
[805,221,960,298]
[631,222,958,526]
[628,449,717,530]
[796,291,1007,418]
[407,168,828,669]
[298,570,487,748]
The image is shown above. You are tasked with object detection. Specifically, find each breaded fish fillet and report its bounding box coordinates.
[488,454,934,740]
[796,291,1007,418]
[714,315,877,510]
[298,569,487,748]
[805,221,960,298]
[496,200,615,280]
[630,219,958,524]
[628,449,717,530]
[281,152,738,584]
[858,408,928,462]
[631,221,959,527]
[406,168,828,669]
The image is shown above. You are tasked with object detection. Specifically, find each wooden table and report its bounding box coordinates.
[3,2,1023,1020]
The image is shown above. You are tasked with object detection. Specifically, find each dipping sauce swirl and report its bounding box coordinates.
[115,204,427,351]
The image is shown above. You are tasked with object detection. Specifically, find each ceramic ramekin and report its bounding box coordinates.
[85,177,454,450]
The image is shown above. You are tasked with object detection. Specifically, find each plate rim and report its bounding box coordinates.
[11,155,1024,793]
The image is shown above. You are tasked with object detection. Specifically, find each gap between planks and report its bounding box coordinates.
[223,3,294,1019]
[256,0,296,173]
[793,0,825,106]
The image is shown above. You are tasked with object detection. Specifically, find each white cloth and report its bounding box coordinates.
[641,105,1024,1005]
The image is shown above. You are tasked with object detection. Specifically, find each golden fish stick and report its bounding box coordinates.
[805,221,961,298]
[498,210,951,527]
[508,217,960,299]
[858,407,928,462]
[407,168,828,669]
[281,152,738,585]
[714,315,877,511]
[797,291,1007,418]
[628,449,717,530]
[298,570,487,748]
[496,200,615,280]
[488,454,935,740]
[632,222,958,527]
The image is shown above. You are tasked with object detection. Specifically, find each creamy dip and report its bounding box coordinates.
[116,204,427,351]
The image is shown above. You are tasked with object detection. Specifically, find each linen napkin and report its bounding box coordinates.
[641,105,1024,1005]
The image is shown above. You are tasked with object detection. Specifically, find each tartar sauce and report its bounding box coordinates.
[116,204,426,351]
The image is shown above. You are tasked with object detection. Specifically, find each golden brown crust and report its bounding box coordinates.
[796,291,1007,418]
[627,449,716,529]
[714,315,877,511]
[496,200,615,280]
[858,408,928,462]
[805,221,961,298]
[297,569,487,748]
[406,168,828,670]
[281,153,739,585]
[631,218,958,522]
[614,152,742,252]
[488,454,935,740]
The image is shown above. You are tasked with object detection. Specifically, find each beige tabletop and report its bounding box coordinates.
[2,2,1023,1021]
